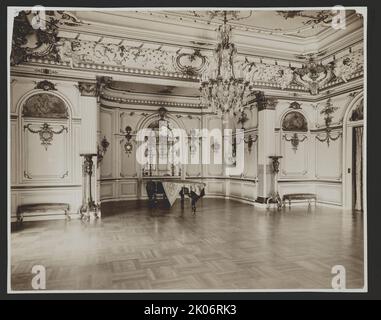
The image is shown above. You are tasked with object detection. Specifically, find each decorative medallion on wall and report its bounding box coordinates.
[22,93,68,118]
[173,49,207,76]
[349,99,364,122]
[122,126,134,155]
[283,133,308,153]
[282,111,308,132]
[24,122,68,150]
[35,80,57,91]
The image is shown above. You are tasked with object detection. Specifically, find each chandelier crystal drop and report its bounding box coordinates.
[200,12,256,116]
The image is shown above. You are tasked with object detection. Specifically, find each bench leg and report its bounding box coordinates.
[17,213,24,225]
[64,209,71,220]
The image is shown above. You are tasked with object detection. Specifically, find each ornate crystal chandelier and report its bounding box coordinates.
[200,11,255,115]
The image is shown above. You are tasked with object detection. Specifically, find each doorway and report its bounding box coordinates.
[343,95,364,210]
[352,125,363,211]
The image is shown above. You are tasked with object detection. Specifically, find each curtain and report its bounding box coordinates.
[353,126,363,211]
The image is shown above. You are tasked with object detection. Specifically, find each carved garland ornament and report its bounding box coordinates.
[24,122,68,150]
[283,133,308,152]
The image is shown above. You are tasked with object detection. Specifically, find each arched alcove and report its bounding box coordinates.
[279,110,310,179]
[18,91,73,184]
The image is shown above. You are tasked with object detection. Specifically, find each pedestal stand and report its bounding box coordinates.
[267,155,283,210]
[79,153,99,220]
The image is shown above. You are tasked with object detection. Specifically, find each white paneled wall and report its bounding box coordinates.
[10,77,87,221]
[97,90,360,208]
[10,74,363,221]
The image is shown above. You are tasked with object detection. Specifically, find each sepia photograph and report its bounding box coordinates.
[8,6,366,293]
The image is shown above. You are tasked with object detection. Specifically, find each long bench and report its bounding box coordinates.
[282,193,317,209]
[16,203,71,224]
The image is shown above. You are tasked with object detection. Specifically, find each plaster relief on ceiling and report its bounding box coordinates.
[332,48,363,83]
[11,10,84,65]
[173,49,208,76]
[238,59,295,89]
[163,10,357,38]
[51,37,365,93]
[57,38,176,72]
[11,10,363,95]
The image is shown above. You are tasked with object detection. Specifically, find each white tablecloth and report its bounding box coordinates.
[161,181,205,206]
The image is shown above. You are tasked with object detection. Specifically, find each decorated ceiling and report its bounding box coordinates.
[10,9,364,97]
[155,10,358,38]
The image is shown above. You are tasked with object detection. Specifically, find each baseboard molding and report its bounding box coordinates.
[203,194,256,206]
[316,201,343,208]
[11,212,81,223]
[10,196,344,223]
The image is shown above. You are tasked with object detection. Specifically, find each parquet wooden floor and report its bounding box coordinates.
[10,199,365,291]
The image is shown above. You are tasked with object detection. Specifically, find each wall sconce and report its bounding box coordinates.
[97,136,110,165]
[244,134,258,153]
[235,133,258,153]
[283,133,307,152]
[316,98,341,146]
[211,141,221,153]
[237,111,249,129]
[189,129,200,155]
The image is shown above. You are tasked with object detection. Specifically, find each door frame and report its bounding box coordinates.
[342,93,364,210]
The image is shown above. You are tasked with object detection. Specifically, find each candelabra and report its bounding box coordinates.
[79,153,99,220]
[267,156,283,210]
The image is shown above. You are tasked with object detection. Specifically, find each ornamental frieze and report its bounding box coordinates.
[53,38,364,93]
[11,8,363,94]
